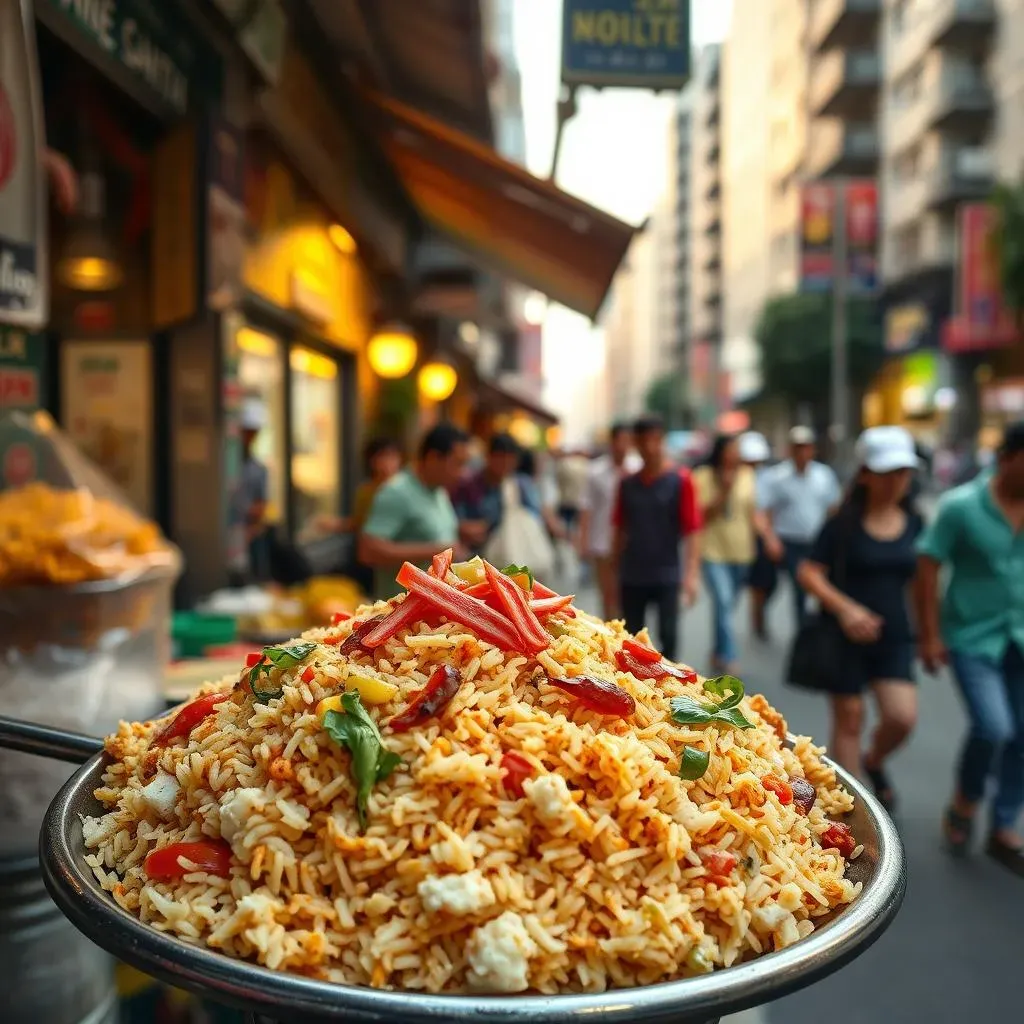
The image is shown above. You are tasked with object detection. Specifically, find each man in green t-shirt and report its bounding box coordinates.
[359,423,470,599]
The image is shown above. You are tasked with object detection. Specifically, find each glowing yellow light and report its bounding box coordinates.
[417,360,458,402]
[367,326,418,379]
[236,327,279,358]
[329,224,357,254]
[57,255,123,291]
[290,346,338,380]
[545,425,562,448]
[509,414,540,447]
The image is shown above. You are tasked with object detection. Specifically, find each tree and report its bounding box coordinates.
[990,181,1024,325]
[754,293,885,419]
[644,371,687,429]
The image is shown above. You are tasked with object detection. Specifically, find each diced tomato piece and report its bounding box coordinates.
[703,850,737,877]
[762,773,793,805]
[389,665,462,732]
[144,840,233,880]
[396,562,541,655]
[623,637,662,664]
[300,666,316,684]
[501,751,533,797]
[330,611,352,625]
[245,651,263,668]
[155,692,230,747]
[821,821,857,858]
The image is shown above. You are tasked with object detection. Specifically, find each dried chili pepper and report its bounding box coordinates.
[501,751,533,797]
[821,821,856,858]
[388,665,463,733]
[790,777,816,816]
[545,674,636,718]
[337,616,387,655]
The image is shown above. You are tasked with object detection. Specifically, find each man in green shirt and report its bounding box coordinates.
[917,421,1024,877]
[359,423,468,600]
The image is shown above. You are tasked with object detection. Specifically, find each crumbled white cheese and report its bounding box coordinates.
[466,911,537,992]
[752,903,789,930]
[80,813,118,848]
[140,772,181,819]
[777,882,804,912]
[523,773,574,825]
[418,870,496,916]
[218,787,265,842]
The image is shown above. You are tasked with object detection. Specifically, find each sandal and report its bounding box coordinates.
[986,835,1024,879]
[943,807,974,857]
[864,761,897,815]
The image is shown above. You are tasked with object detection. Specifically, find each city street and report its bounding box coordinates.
[581,576,1021,1024]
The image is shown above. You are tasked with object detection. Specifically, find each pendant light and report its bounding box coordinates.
[418,355,458,403]
[55,169,123,292]
[367,323,418,379]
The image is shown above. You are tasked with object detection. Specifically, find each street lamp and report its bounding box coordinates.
[417,357,458,402]
[367,324,418,379]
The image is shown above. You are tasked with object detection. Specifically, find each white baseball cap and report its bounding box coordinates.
[240,398,267,431]
[738,431,771,464]
[855,426,919,473]
[789,425,816,446]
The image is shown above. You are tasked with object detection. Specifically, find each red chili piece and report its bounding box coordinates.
[545,674,636,718]
[483,561,550,652]
[244,651,263,668]
[155,692,229,747]
[623,637,663,664]
[300,666,316,684]
[339,616,387,655]
[330,611,352,625]
[144,840,233,881]
[431,548,454,579]
[361,593,432,649]
[790,777,816,816]
[703,850,737,879]
[530,594,576,617]
[762,773,794,806]
[500,751,533,797]
[389,665,463,732]
[821,821,857,858]
[615,648,698,684]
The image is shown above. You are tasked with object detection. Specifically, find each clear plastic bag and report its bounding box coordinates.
[0,410,180,857]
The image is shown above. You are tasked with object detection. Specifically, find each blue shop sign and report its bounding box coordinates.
[562,0,690,89]
[43,0,221,115]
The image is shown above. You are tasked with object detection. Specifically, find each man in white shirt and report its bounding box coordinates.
[758,426,841,625]
[578,423,643,618]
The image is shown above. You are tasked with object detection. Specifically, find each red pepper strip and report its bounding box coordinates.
[483,560,550,651]
[545,674,636,718]
[431,548,454,579]
[531,580,559,599]
[530,594,575,617]
[389,665,462,732]
[361,593,434,649]
[615,648,698,684]
[821,822,857,858]
[144,840,233,880]
[155,692,230,747]
[501,751,533,797]
[336,616,387,654]
[396,562,539,654]
[623,637,663,664]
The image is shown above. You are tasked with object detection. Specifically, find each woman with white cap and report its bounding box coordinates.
[739,431,776,640]
[796,426,923,811]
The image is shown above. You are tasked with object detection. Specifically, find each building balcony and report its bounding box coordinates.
[889,71,993,152]
[804,120,878,178]
[890,0,996,81]
[706,95,720,130]
[705,211,722,236]
[810,49,880,118]
[705,178,720,202]
[925,147,995,211]
[706,139,721,165]
[703,251,721,273]
[810,0,881,54]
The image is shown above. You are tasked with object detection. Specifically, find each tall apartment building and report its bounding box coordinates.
[880,0,996,346]
[672,93,696,423]
[689,45,725,421]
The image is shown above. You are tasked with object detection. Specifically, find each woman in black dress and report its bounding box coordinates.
[797,426,922,812]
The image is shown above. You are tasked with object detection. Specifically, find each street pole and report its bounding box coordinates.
[830,179,850,474]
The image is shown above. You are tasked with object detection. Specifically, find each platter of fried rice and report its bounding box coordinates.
[42,552,905,1020]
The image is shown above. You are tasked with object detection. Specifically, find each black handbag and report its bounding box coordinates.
[784,517,852,691]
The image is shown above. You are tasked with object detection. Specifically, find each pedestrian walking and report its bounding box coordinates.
[795,426,922,808]
[758,426,841,626]
[917,421,1024,876]
[578,423,642,618]
[739,431,777,639]
[358,423,468,600]
[554,449,590,539]
[226,397,271,585]
[693,434,759,675]
[612,415,702,661]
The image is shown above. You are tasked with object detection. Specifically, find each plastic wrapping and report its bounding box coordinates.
[0,410,180,858]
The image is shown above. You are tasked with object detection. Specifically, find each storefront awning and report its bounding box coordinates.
[477,379,559,427]
[362,90,637,321]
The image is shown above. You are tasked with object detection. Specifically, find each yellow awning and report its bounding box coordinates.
[362,89,636,320]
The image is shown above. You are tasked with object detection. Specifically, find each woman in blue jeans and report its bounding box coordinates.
[693,435,758,674]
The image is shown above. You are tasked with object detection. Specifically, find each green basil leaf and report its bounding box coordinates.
[678,746,710,780]
[712,706,757,730]
[703,675,745,710]
[670,694,715,725]
[264,641,318,669]
[322,693,401,829]
[500,564,535,590]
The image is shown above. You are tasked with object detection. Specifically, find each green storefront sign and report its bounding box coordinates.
[0,326,45,412]
[43,0,221,114]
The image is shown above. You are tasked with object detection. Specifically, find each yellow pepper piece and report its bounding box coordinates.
[315,675,398,719]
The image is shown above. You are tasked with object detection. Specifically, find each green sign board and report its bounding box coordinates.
[0,326,45,411]
[44,0,221,114]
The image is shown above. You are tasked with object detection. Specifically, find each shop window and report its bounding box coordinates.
[290,345,341,534]
[236,327,286,525]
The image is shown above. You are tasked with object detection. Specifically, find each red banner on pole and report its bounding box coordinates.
[799,183,835,292]
[800,180,877,294]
